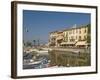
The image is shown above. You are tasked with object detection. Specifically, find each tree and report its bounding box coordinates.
[87,35,91,43]
[87,24,91,43]
[26,41,32,47]
[87,24,91,34]
[33,40,36,46]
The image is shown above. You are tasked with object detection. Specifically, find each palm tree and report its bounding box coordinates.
[33,40,36,46]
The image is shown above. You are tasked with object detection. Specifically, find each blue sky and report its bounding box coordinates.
[23,10,90,44]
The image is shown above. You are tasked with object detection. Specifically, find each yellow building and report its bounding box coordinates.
[49,24,90,48]
[49,31,64,47]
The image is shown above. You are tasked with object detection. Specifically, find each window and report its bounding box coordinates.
[84,35,87,40]
[84,28,87,33]
[79,29,81,34]
[79,36,81,41]
[76,29,78,33]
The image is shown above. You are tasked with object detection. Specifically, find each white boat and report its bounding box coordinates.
[28,60,42,65]
[36,50,48,53]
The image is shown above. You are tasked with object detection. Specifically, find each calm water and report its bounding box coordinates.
[23,48,90,69]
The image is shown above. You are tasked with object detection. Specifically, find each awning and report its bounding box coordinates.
[61,42,67,45]
[61,42,75,45]
[56,36,63,40]
[75,41,87,46]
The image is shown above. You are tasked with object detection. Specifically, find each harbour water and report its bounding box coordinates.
[23,49,50,69]
[23,48,90,69]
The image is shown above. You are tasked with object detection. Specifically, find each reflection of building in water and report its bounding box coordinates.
[49,50,90,67]
[49,24,90,48]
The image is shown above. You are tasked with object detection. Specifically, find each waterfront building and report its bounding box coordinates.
[49,24,90,48]
[49,31,57,47]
